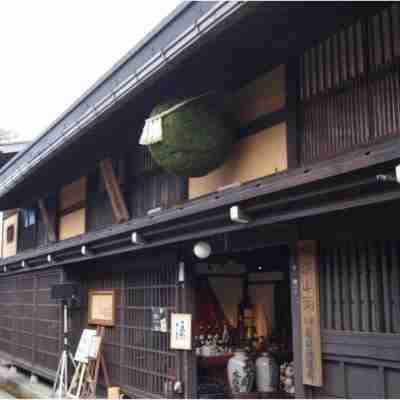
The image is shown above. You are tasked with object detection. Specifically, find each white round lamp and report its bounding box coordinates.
[193,241,212,259]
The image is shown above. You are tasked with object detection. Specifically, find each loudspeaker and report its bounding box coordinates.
[51,283,81,300]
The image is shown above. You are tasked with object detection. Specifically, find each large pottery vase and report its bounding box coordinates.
[255,352,279,393]
[227,350,255,394]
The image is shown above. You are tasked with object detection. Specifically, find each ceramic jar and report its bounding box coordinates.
[227,350,255,394]
[255,352,278,393]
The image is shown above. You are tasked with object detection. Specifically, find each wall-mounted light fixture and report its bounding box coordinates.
[131,232,146,245]
[230,205,251,224]
[3,266,7,273]
[178,261,185,282]
[193,241,211,259]
[47,254,53,263]
[377,165,400,184]
[21,260,28,268]
[81,245,92,256]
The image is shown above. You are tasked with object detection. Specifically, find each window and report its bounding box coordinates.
[6,225,14,243]
[22,208,36,228]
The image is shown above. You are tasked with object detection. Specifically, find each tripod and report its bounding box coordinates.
[52,299,77,398]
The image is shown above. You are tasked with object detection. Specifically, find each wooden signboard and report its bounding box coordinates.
[298,240,323,387]
[88,290,116,327]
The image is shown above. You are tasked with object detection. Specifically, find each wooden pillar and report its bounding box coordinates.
[286,57,300,169]
[178,260,197,398]
[289,242,306,398]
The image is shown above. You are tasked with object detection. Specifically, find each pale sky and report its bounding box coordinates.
[0,0,182,141]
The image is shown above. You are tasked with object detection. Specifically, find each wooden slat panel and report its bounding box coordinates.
[358,240,371,332]
[349,243,361,332]
[368,241,383,332]
[333,246,343,330]
[319,240,400,335]
[340,244,351,331]
[325,248,334,330]
[0,270,62,376]
[76,255,181,398]
[389,241,400,333]
[380,241,392,333]
[300,6,400,164]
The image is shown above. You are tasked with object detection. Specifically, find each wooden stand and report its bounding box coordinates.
[67,326,110,398]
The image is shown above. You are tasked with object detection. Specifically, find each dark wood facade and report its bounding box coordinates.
[0,269,63,380]
[0,3,400,399]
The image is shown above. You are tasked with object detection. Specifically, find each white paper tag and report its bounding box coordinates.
[139,116,163,145]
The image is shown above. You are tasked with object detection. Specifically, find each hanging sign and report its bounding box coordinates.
[170,313,192,350]
[298,240,323,387]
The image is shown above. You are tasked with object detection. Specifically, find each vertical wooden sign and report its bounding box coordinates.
[298,240,323,387]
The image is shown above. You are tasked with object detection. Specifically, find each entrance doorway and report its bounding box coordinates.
[193,244,294,398]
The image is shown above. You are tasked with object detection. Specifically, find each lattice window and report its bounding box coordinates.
[300,4,400,163]
[319,240,400,333]
[81,262,180,398]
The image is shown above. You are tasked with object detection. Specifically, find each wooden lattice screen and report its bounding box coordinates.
[79,262,180,398]
[129,144,187,218]
[0,269,62,377]
[319,240,400,333]
[300,4,400,164]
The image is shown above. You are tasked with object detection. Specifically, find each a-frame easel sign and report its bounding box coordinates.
[67,290,115,398]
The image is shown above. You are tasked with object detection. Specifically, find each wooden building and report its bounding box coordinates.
[0,2,399,398]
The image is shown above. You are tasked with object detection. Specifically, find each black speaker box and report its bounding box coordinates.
[51,283,81,300]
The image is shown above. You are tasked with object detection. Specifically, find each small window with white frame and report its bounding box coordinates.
[21,208,36,228]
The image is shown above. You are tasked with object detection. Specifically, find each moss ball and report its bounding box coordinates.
[148,97,234,177]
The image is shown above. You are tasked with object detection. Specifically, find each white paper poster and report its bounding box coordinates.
[170,313,192,350]
[75,329,97,363]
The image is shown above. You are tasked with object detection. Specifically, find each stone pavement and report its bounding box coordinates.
[0,363,52,399]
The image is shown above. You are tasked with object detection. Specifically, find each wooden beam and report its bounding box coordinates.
[38,199,57,242]
[100,158,130,224]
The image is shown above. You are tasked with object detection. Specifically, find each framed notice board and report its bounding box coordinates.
[88,290,116,327]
